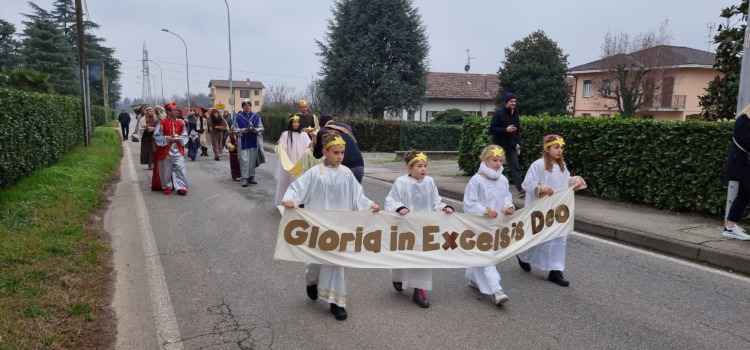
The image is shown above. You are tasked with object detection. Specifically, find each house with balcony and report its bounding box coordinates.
[569,45,716,121]
[395,72,499,121]
[208,79,265,113]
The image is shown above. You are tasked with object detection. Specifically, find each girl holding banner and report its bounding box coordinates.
[282,130,380,321]
[516,134,585,287]
[384,151,454,308]
[463,145,514,306]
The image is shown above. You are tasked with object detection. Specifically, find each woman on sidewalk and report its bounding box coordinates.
[208,108,227,160]
[723,104,750,240]
[138,106,158,170]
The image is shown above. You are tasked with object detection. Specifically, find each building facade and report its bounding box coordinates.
[396,72,499,121]
[208,79,265,113]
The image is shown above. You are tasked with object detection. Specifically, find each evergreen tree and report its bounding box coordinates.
[0,19,21,68]
[317,0,429,118]
[495,30,570,116]
[0,66,52,93]
[21,18,77,96]
[699,0,748,121]
[21,1,53,24]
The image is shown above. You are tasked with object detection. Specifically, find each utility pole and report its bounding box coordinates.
[74,0,90,146]
[102,62,109,123]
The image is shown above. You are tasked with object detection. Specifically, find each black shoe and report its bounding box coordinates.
[517,256,531,272]
[190,157,196,161]
[248,177,257,184]
[548,270,569,287]
[330,304,347,320]
[412,288,430,308]
[241,178,248,187]
[392,281,403,292]
[306,284,318,300]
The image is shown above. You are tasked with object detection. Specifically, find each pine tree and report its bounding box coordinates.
[317,0,429,118]
[21,18,78,96]
[495,30,570,116]
[0,19,21,68]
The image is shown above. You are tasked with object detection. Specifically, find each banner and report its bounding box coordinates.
[274,187,575,268]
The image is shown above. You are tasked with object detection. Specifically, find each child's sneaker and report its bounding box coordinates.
[493,290,509,305]
[412,288,430,308]
[723,225,750,240]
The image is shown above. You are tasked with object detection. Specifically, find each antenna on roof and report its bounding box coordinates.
[706,22,716,52]
[464,48,475,73]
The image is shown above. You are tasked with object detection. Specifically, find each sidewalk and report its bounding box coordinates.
[264,144,750,275]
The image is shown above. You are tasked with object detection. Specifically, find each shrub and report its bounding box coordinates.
[431,108,472,125]
[458,115,732,214]
[91,105,116,127]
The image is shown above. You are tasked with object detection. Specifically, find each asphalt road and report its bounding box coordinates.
[109,135,750,350]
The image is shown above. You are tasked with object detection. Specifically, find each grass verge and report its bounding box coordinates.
[0,127,121,349]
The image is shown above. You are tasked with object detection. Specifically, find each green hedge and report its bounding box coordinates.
[260,112,460,152]
[91,105,116,127]
[458,116,732,214]
[0,87,84,189]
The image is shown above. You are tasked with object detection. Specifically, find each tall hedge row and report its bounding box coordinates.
[0,87,84,189]
[458,116,733,214]
[260,111,461,152]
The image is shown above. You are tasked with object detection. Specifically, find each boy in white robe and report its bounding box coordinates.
[282,131,380,321]
[274,115,311,205]
[516,134,585,286]
[463,145,514,305]
[385,151,454,308]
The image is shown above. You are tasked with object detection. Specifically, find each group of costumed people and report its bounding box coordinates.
[277,116,585,320]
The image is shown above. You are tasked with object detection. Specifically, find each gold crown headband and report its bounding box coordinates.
[323,136,346,150]
[543,137,565,148]
[407,152,428,166]
[289,115,300,121]
[482,147,505,159]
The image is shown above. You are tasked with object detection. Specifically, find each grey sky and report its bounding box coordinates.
[1,0,738,102]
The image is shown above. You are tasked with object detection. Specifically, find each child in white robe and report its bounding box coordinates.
[463,145,514,306]
[516,134,585,287]
[385,151,454,308]
[282,130,380,321]
[274,115,311,205]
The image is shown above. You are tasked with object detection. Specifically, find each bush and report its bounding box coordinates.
[431,108,472,125]
[91,105,116,127]
[0,87,83,189]
[458,115,732,214]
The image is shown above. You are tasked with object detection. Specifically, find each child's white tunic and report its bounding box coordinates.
[283,164,374,306]
[274,131,311,205]
[463,163,513,294]
[517,158,570,271]
[384,175,446,290]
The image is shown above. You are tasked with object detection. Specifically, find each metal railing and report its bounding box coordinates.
[645,94,686,110]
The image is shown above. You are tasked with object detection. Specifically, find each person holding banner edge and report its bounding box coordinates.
[385,151,454,308]
[516,134,585,286]
[282,130,381,321]
[463,145,514,305]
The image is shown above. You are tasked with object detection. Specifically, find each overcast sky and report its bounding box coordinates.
[1,0,739,102]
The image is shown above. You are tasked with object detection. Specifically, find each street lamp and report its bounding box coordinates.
[150,73,157,106]
[161,28,190,111]
[222,0,235,118]
[148,60,165,104]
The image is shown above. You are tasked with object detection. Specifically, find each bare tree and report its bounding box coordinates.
[263,84,298,110]
[597,20,673,116]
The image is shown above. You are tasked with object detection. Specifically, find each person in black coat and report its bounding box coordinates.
[313,115,365,183]
[723,105,750,240]
[489,93,523,197]
[118,108,131,141]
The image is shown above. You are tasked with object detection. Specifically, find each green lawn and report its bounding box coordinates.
[0,127,121,349]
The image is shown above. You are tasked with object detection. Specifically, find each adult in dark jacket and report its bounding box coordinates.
[723,104,750,240]
[489,93,523,196]
[118,108,131,141]
[313,115,365,183]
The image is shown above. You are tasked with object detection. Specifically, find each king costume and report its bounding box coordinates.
[235,108,264,186]
[153,114,189,194]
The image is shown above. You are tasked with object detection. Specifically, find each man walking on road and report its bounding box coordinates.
[235,100,264,187]
[118,108,131,141]
[490,93,524,198]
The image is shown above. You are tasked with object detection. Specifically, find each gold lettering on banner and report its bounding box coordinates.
[309,226,319,248]
[531,211,544,235]
[355,227,363,251]
[476,232,493,251]
[545,209,555,227]
[498,227,511,248]
[339,232,355,251]
[318,230,338,251]
[460,230,476,250]
[390,226,398,251]
[442,231,459,250]
[423,226,440,251]
[398,231,415,251]
[284,219,310,245]
[556,204,570,223]
[512,221,525,241]
[364,230,382,253]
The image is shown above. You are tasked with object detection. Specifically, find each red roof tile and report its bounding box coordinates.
[426,72,498,100]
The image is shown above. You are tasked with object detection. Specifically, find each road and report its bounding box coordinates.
[106,134,750,350]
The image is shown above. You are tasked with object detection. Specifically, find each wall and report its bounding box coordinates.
[398,99,496,121]
[210,86,263,113]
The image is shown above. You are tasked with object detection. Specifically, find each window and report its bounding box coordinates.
[425,111,438,122]
[254,90,259,96]
[254,100,259,106]
[601,79,611,97]
[583,80,592,98]
[581,113,592,117]
[600,113,611,117]
[240,89,250,98]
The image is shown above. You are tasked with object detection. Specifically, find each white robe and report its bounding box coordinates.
[463,163,513,294]
[384,175,446,291]
[283,163,375,307]
[274,131,311,205]
[517,158,570,271]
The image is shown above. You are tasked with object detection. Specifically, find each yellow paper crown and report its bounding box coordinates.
[482,147,505,159]
[289,115,300,121]
[407,152,428,166]
[297,99,308,107]
[544,137,565,148]
[323,136,346,150]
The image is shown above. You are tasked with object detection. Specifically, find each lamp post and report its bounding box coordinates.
[148,60,165,104]
[222,0,235,119]
[161,29,190,111]
[150,73,158,106]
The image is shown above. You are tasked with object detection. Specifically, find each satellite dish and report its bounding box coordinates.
[464,64,470,73]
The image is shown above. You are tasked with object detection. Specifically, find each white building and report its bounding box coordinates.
[395,72,499,121]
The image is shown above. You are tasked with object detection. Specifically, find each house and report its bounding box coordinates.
[208,79,265,113]
[569,45,716,121]
[396,72,499,121]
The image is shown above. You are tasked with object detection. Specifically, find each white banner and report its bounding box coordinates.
[274,187,575,268]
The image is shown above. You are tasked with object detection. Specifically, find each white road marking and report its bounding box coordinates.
[124,145,184,349]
